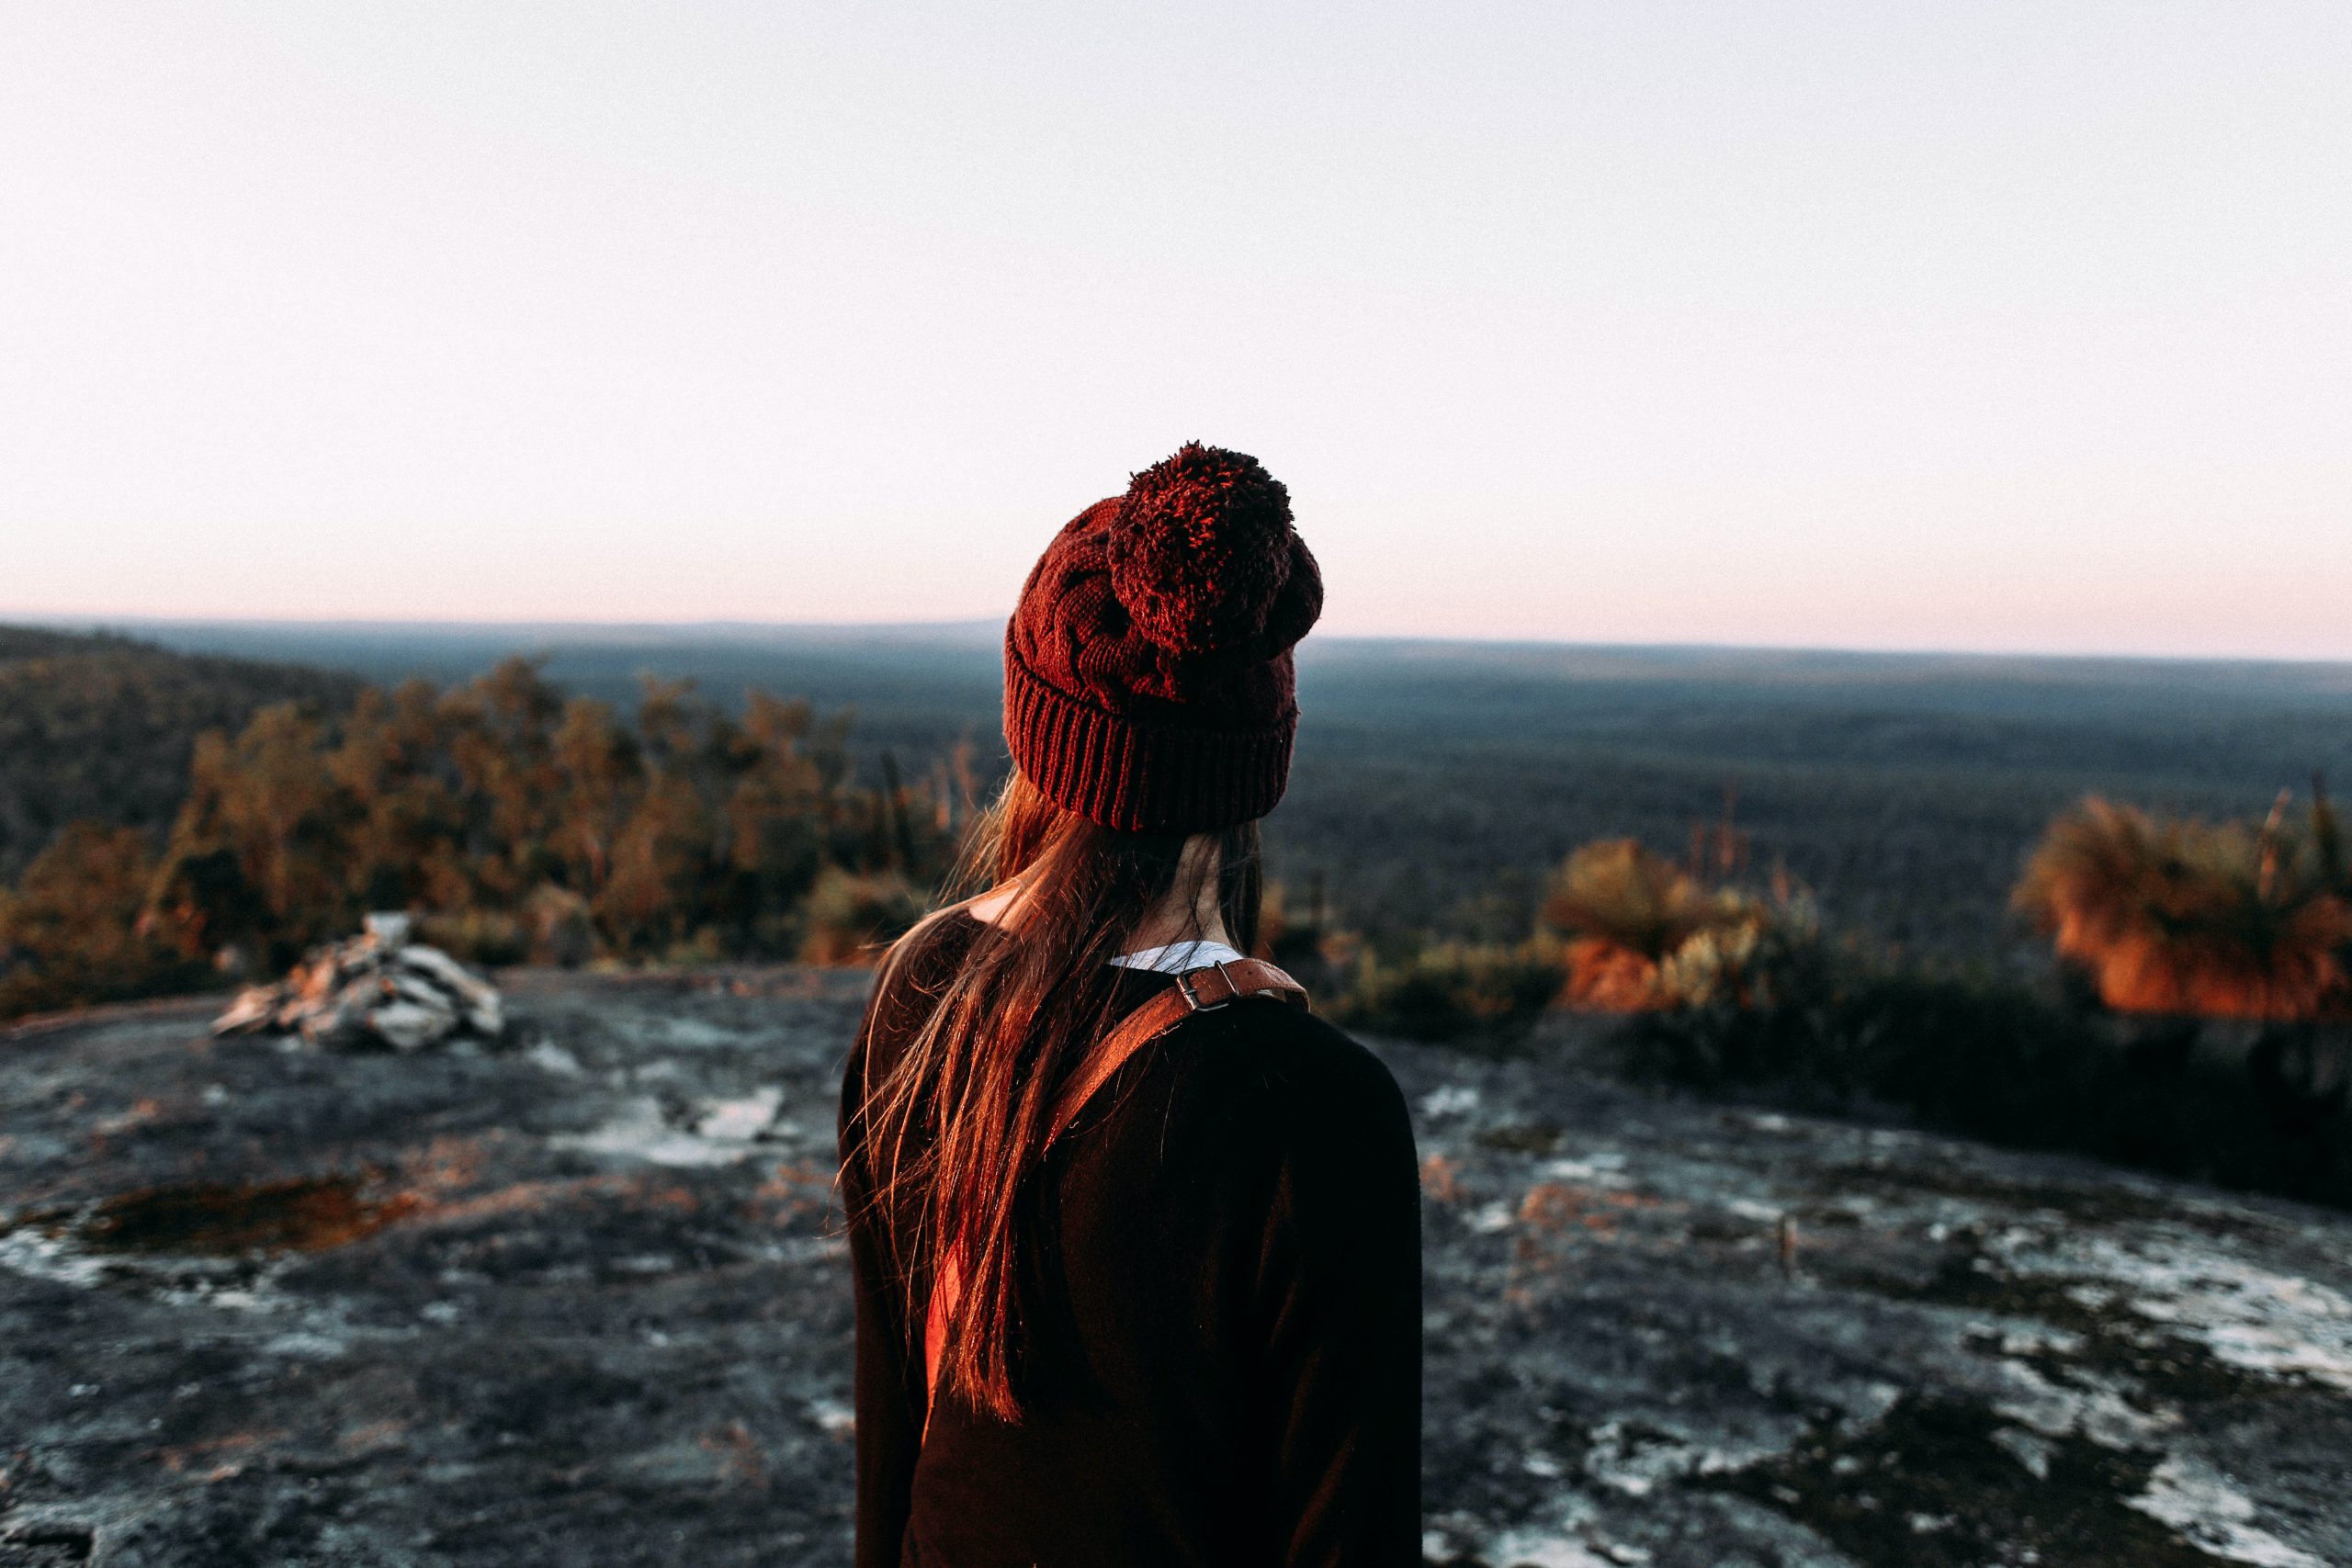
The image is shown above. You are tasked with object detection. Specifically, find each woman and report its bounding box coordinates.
[838,445,1421,1566]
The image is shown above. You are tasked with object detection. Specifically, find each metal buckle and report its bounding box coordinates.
[1176,960,1241,1011]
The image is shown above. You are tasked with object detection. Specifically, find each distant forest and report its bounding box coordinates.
[8,622,2352,971]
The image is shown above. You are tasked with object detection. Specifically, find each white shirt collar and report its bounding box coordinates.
[1109,938,1248,974]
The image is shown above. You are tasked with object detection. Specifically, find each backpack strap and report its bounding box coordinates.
[922,956,1309,1437]
[1042,957,1309,1141]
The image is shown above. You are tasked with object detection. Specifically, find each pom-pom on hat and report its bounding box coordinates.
[1004,443,1323,833]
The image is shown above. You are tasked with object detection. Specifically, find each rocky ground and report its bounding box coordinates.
[4,970,2350,1567]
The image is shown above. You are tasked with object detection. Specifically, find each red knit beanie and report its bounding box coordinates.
[1004,444,1323,834]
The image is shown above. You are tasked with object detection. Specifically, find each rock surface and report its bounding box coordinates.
[5,970,2351,1567]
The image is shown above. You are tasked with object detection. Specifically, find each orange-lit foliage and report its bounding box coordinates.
[137,659,953,975]
[1540,839,1790,1011]
[1544,840,1705,1010]
[2014,795,2352,1021]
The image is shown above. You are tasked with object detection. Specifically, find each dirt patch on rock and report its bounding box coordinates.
[25,1175,422,1258]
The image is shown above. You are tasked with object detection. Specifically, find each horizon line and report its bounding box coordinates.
[9,609,2352,673]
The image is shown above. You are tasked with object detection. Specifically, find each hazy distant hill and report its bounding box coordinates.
[77,619,1009,752]
[0,625,142,663]
[48,618,2352,962]
[0,626,360,881]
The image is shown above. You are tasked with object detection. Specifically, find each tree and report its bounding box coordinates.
[331,681,467,914]
[148,706,350,962]
[723,694,826,946]
[597,773,715,955]
[4,653,950,1017]
[436,659,567,904]
[550,696,641,899]
[0,822,194,1015]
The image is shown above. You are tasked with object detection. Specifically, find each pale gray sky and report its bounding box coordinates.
[4,4,2347,656]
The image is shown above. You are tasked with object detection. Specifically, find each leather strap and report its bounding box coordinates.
[921,957,1309,1435]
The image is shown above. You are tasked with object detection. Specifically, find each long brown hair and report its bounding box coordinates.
[852,771,1262,1422]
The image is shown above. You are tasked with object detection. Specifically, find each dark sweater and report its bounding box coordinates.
[838,912,1422,1567]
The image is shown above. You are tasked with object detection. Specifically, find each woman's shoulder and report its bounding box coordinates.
[1163,1000,1415,1156]
[1142,1004,1419,1257]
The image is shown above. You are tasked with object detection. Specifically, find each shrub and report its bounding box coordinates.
[1620,956,2352,1209]
[1542,839,1815,1011]
[1543,840,1713,1009]
[2014,794,2350,1020]
[799,867,925,965]
[1329,940,1563,1050]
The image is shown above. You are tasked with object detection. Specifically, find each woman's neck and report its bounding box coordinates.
[966,838,1229,953]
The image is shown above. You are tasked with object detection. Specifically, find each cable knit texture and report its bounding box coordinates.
[1005,444,1323,832]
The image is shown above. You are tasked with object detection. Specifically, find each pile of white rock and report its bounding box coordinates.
[212,914,505,1052]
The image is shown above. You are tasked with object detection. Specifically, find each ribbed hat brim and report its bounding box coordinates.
[1003,643,1295,834]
